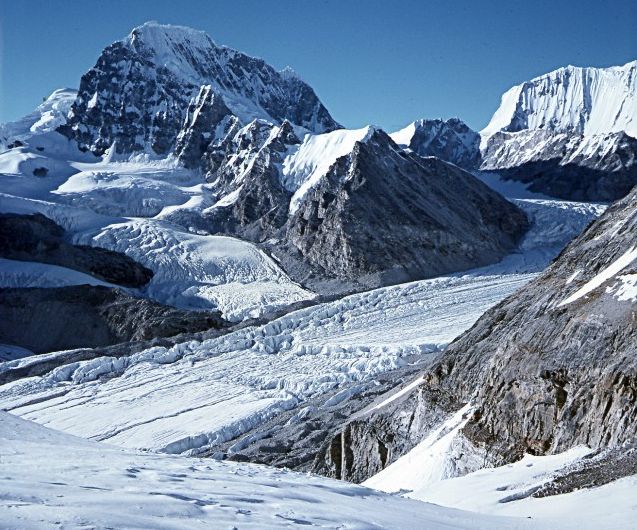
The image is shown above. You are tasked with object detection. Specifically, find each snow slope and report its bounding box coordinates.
[0,198,602,456]
[364,404,475,489]
[0,88,76,149]
[0,344,34,362]
[0,258,114,289]
[75,217,314,320]
[365,434,636,530]
[0,411,535,530]
[481,60,637,140]
[281,125,375,214]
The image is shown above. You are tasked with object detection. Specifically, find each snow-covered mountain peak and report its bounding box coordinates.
[127,21,216,52]
[279,65,302,81]
[62,23,340,156]
[390,118,481,169]
[0,88,77,149]
[481,60,637,142]
[123,22,228,84]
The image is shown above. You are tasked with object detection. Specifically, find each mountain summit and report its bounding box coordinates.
[62,22,340,155]
[481,60,637,140]
[475,61,637,201]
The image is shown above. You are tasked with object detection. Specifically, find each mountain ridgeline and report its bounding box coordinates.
[394,62,637,202]
[56,22,529,295]
[60,22,340,156]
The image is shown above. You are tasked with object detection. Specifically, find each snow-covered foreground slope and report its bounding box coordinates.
[0,411,536,530]
[365,436,637,530]
[0,198,602,456]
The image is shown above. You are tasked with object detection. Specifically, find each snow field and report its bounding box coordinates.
[366,435,637,530]
[0,411,535,530]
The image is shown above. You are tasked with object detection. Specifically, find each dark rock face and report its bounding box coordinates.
[283,131,527,288]
[174,85,232,168]
[0,213,153,288]
[0,285,226,354]
[60,23,339,156]
[321,184,637,482]
[202,120,297,240]
[437,186,637,462]
[481,130,637,202]
[399,118,482,169]
[314,381,462,482]
[193,126,528,294]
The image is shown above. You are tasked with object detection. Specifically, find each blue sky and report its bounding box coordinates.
[1,0,635,130]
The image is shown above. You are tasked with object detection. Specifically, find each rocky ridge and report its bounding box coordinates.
[390,117,481,169]
[319,183,637,483]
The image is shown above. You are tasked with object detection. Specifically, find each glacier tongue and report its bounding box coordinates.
[0,198,602,456]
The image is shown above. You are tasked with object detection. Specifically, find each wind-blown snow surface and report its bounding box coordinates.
[481,60,637,141]
[0,412,537,530]
[0,198,602,456]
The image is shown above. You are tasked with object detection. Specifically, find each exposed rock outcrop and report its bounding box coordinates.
[174,85,232,168]
[0,285,226,354]
[282,130,527,288]
[481,130,637,202]
[0,213,153,288]
[391,118,481,169]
